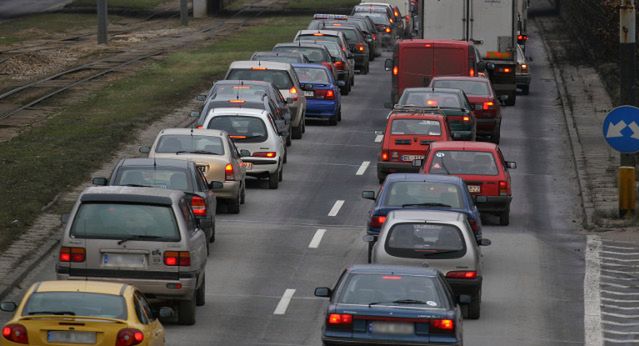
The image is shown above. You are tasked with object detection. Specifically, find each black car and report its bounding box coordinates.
[91,158,222,251]
[315,264,466,346]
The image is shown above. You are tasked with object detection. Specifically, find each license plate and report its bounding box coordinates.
[401,155,424,162]
[48,331,97,344]
[240,161,253,170]
[102,253,146,268]
[468,185,481,193]
[370,321,414,335]
[304,91,314,97]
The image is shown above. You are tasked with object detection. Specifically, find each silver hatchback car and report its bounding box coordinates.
[55,186,208,325]
[367,209,491,319]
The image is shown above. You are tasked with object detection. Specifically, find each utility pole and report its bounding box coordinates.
[97,0,108,44]
[180,0,189,26]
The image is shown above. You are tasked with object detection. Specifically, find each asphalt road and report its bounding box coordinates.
[0,0,71,18]
[0,20,586,346]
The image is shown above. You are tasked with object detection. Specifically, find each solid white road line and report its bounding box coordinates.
[603,311,639,318]
[602,244,639,250]
[356,161,370,175]
[601,251,639,256]
[602,297,639,303]
[601,274,639,281]
[375,134,383,143]
[328,200,344,217]
[308,229,327,249]
[273,289,296,315]
[585,235,603,346]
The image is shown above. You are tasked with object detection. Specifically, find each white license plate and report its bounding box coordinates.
[370,321,414,335]
[468,185,481,193]
[303,91,314,97]
[402,155,424,162]
[48,331,97,344]
[102,253,146,268]
[240,161,253,170]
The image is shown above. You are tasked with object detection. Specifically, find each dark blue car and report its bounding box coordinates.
[315,265,465,346]
[292,63,342,125]
[362,173,482,241]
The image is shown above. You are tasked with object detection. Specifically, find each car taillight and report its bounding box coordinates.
[314,89,335,100]
[225,163,234,181]
[499,180,509,195]
[381,151,389,161]
[116,328,144,346]
[372,33,377,40]
[334,60,344,70]
[520,63,528,73]
[2,324,28,344]
[431,319,454,332]
[446,271,477,279]
[356,43,366,52]
[369,215,387,228]
[191,195,206,217]
[385,26,391,33]
[253,151,277,158]
[195,125,203,129]
[328,313,353,325]
[463,115,471,122]
[392,66,398,76]
[497,67,512,73]
[482,101,495,110]
[59,247,85,263]
[164,251,191,266]
[469,67,475,77]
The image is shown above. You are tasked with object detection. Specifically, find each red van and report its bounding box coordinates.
[384,39,485,104]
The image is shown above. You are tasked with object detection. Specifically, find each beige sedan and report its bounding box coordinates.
[144,128,247,213]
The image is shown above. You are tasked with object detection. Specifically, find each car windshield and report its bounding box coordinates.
[155,135,225,155]
[113,168,192,191]
[23,292,127,319]
[294,67,330,84]
[70,203,180,241]
[274,47,328,63]
[207,116,267,143]
[399,91,463,108]
[385,223,466,259]
[253,55,302,64]
[226,69,293,90]
[337,273,444,307]
[430,150,499,176]
[432,80,490,97]
[384,181,463,208]
[211,84,267,102]
[391,119,441,136]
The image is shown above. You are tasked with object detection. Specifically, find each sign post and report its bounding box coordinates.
[97,0,108,44]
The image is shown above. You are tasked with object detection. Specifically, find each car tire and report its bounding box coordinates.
[521,85,529,95]
[240,184,246,205]
[286,131,292,146]
[467,290,481,319]
[283,150,287,164]
[505,91,516,106]
[210,222,215,243]
[329,115,338,126]
[499,207,510,226]
[269,170,280,189]
[196,275,206,307]
[177,295,196,325]
[292,125,303,139]
[492,124,501,145]
[227,195,240,214]
[367,241,374,264]
[337,108,342,122]
[341,86,349,95]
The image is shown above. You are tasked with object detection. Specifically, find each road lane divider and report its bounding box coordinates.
[308,229,327,249]
[273,289,296,315]
[375,134,383,143]
[356,161,370,176]
[328,200,344,217]
[585,235,602,346]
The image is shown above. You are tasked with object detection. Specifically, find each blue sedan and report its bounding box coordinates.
[315,265,465,346]
[292,63,342,125]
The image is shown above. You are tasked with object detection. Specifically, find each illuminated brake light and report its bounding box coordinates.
[225,163,235,180]
[2,324,28,344]
[462,115,471,122]
[392,66,398,76]
[195,125,203,129]
[164,251,190,266]
[482,101,494,110]
[369,215,387,228]
[381,151,389,161]
[383,275,402,280]
[385,27,391,33]
[357,44,365,52]
[469,68,475,77]
[191,195,206,217]
[116,328,144,346]
[59,247,85,263]
[431,319,454,332]
[394,10,399,16]
[499,180,509,195]
[372,33,377,40]
[446,271,477,279]
[426,100,438,106]
[424,43,432,48]
[253,151,276,158]
[328,313,353,325]
[390,18,394,24]
[251,67,267,70]
[229,99,246,104]
[313,33,325,36]
[326,89,335,100]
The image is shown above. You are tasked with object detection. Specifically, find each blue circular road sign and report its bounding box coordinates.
[603,105,639,153]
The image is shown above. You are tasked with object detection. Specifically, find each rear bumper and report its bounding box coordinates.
[354,53,369,67]
[474,195,511,213]
[322,336,460,346]
[378,161,419,175]
[215,180,241,200]
[447,277,482,297]
[475,118,499,135]
[243,158,279,175]
[306,99,339,117]
[516,73,531,87]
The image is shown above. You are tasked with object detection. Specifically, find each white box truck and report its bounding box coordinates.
[422,0,518,105]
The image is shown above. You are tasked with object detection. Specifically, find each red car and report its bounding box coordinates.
[420,141,516,225]
[430,76,502,144]
[377,111,451,183]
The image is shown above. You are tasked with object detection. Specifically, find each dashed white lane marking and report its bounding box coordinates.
[585,235,603,346]
[308,229,327,249]
[273,289,296,315]
[356,161,370,175]
[375,134,383,143]
[328,200,344,217]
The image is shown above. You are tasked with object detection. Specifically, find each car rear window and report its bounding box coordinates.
[155,135,225,155]
[211,84,267,102]
[432,80,490,97]
[226,69,293,90]
[298,35,340,48]
[70,203,180,241]
[353,5,388,14]
[23,292,127,319]
[274,47,329,63]
[429,150,499,176]
[207,116,268,143]
[383,181,463,208]
[385,223,466,259]
[399,91,462,108]
[328,28,359,43]
[114,168,192,191]
[391,119,441,136]
[312,41,341,56]
[355,13,389,26]
[337,273,444,308]
[294,67,330,84]
[252,54,302,64]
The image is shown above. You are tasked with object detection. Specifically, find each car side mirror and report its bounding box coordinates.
[195,95,206,102]
[91,177,108,186]
[506,161,517,169]
[190,111,200,118]
[384,59,393,71]
[337,80,346,87]
[362,235,376,243]
[458,295,471,305]
[209,181,224,190]
[60,213,70,225]
[139,146,151,154]
[158,306,174,318]
[239,149,251,157]
[411,159,423,168]
[314,287,332,298]
[362,190,376,200]
[0,302,16,312]
[479,238,492,246]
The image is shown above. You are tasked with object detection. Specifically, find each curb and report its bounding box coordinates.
[0,238,59,300]
[534,17,595,229]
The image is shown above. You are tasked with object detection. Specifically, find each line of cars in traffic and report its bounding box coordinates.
[0,3,403,346]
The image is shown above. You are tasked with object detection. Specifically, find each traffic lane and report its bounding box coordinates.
[463,20,584,345]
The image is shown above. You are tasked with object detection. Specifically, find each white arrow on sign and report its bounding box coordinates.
[629,121,639,140]
[607,120,627,138]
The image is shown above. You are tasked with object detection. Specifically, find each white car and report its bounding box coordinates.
[224,61,307,140]
[202,108,286,189]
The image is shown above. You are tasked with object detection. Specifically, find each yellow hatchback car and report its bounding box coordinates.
[0,281,166,346]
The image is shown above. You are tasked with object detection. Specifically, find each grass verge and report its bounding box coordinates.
[0,15,311,241]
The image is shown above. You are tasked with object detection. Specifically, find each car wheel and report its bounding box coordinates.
[286,131,292,146]
[240,184,246,205]
[302,116,306,133]
[492,124,501,144]
[227,195,240,214]
[341,86,349,95]
[206,241,210,256]
[337,108,342,122]
[467,290,481,319]
[209,222,215,243]
[378,171,386,184]
[279,166,283,182]
[292,125,303,139]
[367,241,374,264]
[505,91,516,106]
[520,85,529,95]
[283,149,287,164]
[268,169,280,189]
[329,115,338,126]
[196,274,206,307]
[177,295,196,325]
[499,207,510,226]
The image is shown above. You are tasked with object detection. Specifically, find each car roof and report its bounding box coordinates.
[385,173,465,185]
[253,51,304,57]
[209,107,267,117]
[228,60,292,71]
[404,87,464,95]
[208,99,266,109]
[34,280,128,296]
[348,264,439,277]
[80,186,183,205]
[432,76,490,83]
[429,140,498,151]
[158,128,227,137]
[214,80,274,88]
[387,209,467,223]
[388,112,445,120]
[398,39,472,48]
[297,29,343,37]
[120,158,191,169]
[275,42,329,50]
